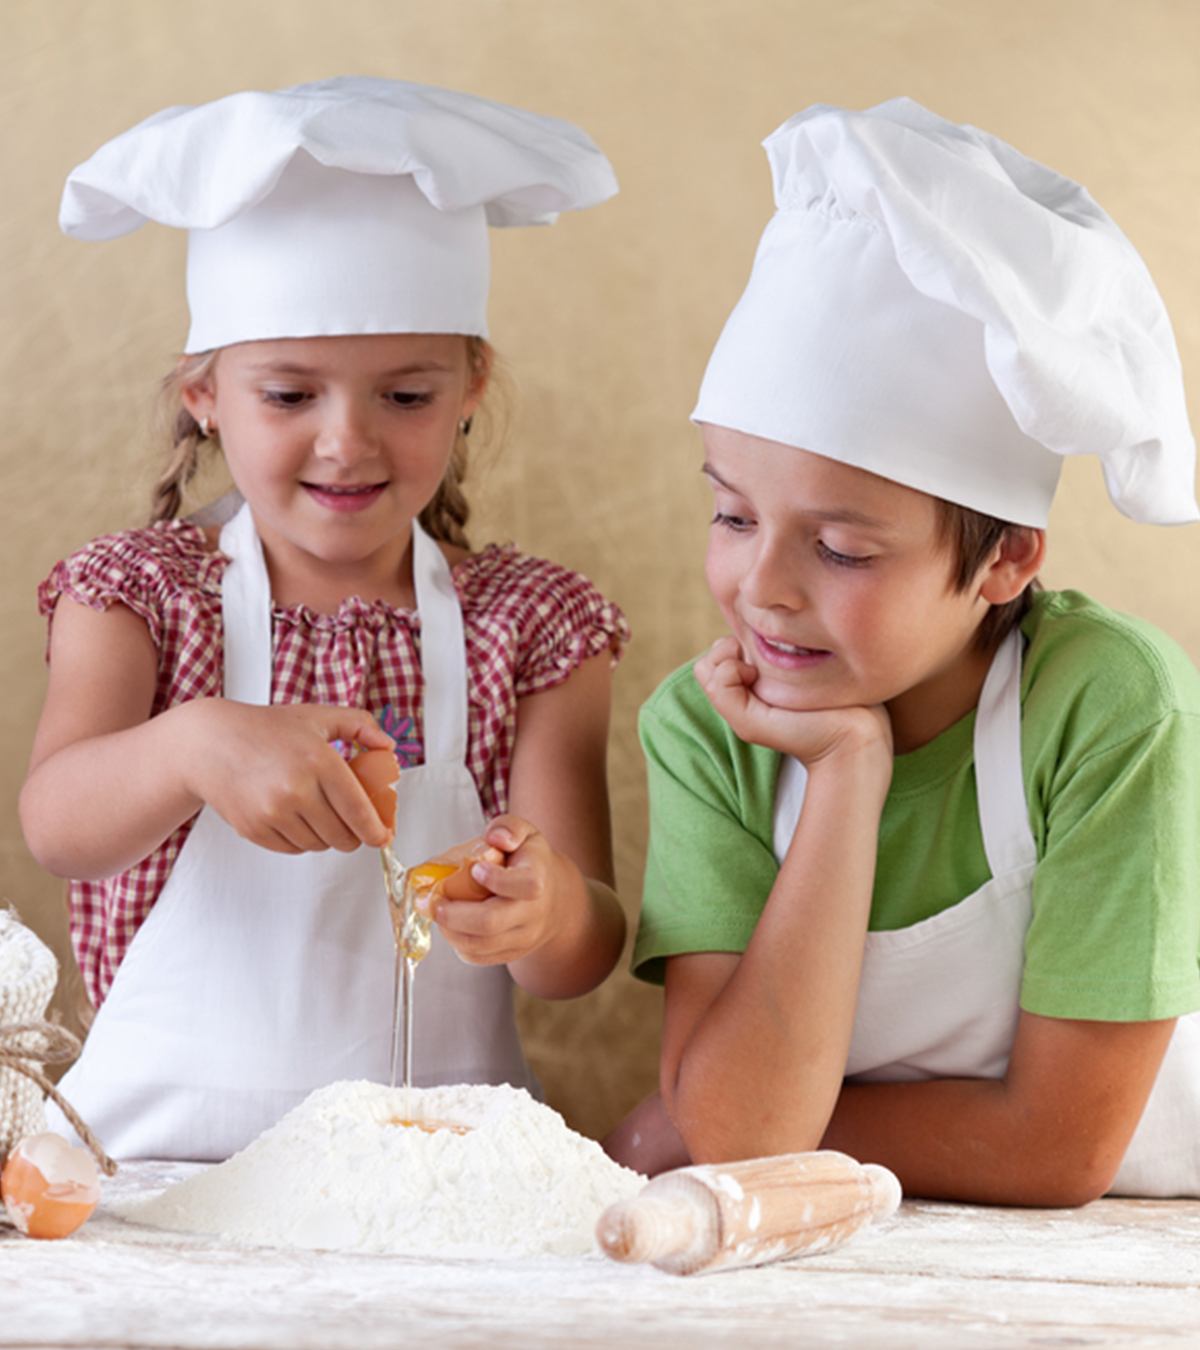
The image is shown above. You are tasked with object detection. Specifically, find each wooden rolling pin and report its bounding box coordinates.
[596,1150,901,1275]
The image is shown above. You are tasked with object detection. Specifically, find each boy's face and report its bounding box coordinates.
[702,425,996,753]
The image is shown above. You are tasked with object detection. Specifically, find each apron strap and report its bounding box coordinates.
[218,502,273,706]
[411,521,469,767]
[773,627,1036,879]
[973,628,1037,877]
[217,506,470,765]
[773,753,807,865]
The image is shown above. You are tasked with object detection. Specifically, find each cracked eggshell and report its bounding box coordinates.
[415,837,506,903]
[1,1133,101,1239]
[349,748,401,832]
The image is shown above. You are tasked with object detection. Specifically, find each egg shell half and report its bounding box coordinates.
[431,836,505,902]
[349,748,401,832]
[1,1134,101,1240]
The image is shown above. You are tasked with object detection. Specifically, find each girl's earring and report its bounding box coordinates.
[458,416,473,437]
[199,416,217,440]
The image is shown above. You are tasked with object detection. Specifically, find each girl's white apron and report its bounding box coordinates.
[50,503,535,1160]
[773,629,1200,1196]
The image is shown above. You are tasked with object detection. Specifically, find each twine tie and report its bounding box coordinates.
[0,1021,117,1176]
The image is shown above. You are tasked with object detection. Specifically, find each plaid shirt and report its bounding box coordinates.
[39,522,629,1008]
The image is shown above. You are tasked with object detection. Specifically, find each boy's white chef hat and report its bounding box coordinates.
[692,98,1197,527]
[60,77,618,352]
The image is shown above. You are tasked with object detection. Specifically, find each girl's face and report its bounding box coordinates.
[702,424,999,753]
[182,333,484,603]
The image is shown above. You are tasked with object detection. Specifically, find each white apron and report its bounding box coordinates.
[50,504,534,1160]
[773,629,1200,1197]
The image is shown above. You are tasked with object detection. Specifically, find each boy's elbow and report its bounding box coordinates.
[1039,1152,1125,1208]
[1021,1167,1112,1209]
[1001,1138,1126,1209]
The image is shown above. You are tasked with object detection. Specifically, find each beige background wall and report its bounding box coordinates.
[4,0,1199,1142]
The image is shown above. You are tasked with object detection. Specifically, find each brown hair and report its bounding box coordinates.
[151,335,498,549]
[934,498,1040,652]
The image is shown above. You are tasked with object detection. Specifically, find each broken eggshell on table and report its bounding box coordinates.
[1,1132,102,1239]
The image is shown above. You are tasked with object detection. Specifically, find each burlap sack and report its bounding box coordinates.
[0,908,58,1163]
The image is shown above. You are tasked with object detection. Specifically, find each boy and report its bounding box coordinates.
[613,99,1200,1205]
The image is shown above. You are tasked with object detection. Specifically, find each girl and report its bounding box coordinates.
[611,99,1200,1205]
[20,77,628,1161]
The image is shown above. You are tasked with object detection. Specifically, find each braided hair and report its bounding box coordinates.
[152,336,496,549]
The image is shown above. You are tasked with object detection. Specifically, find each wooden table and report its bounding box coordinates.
[3,1161,1199,1348]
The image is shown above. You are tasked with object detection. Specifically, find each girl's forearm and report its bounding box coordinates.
[19,700,212,880]
[508,863,626,1000]
[23,698,396,879]
[666,748,890,1163]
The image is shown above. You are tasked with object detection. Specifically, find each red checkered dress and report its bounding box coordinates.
[39,522,630,1009]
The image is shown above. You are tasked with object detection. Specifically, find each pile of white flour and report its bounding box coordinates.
[113,1080,644,1258]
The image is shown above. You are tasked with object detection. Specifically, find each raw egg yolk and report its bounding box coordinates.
[409,863,458,889]
[387,1117,472,1136]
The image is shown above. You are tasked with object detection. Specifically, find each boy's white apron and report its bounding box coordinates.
[50,503,535,1160]
[773,628,1200,1197]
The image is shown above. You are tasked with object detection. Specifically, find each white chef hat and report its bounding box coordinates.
[60,77,618,352]
[692,98,1197,526]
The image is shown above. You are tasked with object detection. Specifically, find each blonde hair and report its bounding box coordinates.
[152,335,498,549]
[152,349,220,525]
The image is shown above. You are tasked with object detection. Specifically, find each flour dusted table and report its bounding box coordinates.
[3,1161,1199,1348]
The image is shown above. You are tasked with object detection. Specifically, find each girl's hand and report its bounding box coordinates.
[21,596,396,879]
[427,815,574,967]
[181,700,397,854]
[695,636,893,767]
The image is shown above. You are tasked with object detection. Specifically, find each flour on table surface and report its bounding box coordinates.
[111,1080,644,1258]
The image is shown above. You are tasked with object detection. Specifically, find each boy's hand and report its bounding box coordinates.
[695,636,893,766]
[429,815,570,966]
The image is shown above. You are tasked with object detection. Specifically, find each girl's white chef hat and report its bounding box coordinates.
[60,77,618,353]
[692,98,1197,527]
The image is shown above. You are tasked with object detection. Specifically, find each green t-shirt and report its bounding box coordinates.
[633,590,1200,1022]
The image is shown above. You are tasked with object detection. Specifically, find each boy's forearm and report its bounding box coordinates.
[665,748,889,1162]
[821,1078,1106,1207]
[821,1011,1176,1207]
